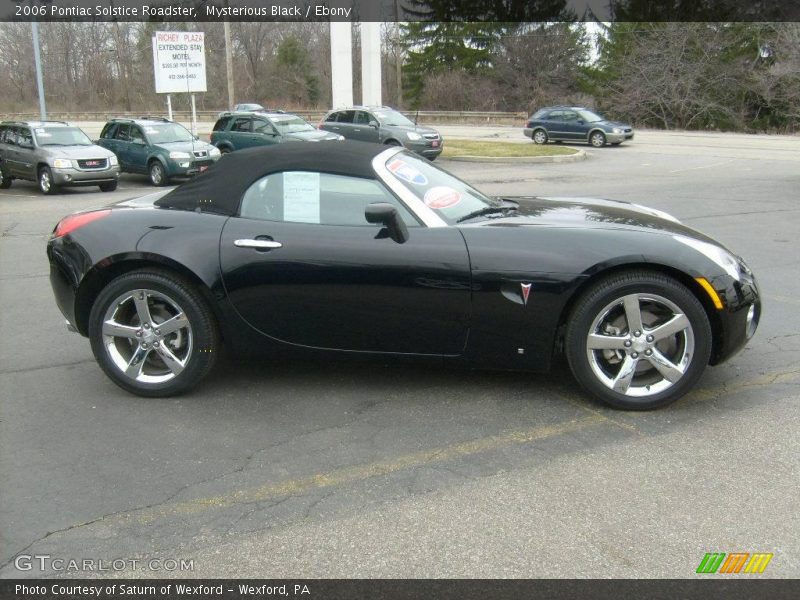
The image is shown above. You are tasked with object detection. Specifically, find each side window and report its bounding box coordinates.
[325,112,338,122]
[562,111,578,123]
[115,124,131,141]
[18,128,33,147]
[252,119,274,135]
[100,122,116,139]
[336,111,355,124]
[547,111,563,121]
[231,118,251,132]
[130,126,145,143]
[0,126,10,144]
[354,111,371,125]
[240,171,419,227]
[213,117,231,132]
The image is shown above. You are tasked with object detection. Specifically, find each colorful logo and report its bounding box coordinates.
[520,283,532,306]
[696,552,773,574]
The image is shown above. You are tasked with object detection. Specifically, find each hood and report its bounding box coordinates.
[43,144,115,160]
[481,196,716,243]
[285,129,342,142]
[596,120,631,129]
[387,124,439,136]
[155,140,215,153]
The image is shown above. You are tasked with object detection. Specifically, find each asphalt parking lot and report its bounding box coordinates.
[1,130,798,578]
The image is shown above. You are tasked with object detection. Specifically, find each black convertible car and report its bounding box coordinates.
[47,142,760,410]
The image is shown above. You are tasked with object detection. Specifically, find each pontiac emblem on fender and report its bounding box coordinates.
[520,283,532,306]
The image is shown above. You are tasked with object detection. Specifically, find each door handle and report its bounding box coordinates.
[234,239,283,250]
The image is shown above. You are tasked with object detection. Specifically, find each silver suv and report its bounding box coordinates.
[319,106,443,160]
[0,121,120,194]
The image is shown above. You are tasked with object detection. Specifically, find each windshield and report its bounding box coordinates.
[34,127,92,146]
[373,109,415,127]
[577,109,605,123]
[383,152,500,224]
[144,123,194,144]
[269,115,314,133]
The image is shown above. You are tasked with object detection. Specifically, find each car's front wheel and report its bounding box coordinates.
[565,270,711,410]
[589,131,607,148]
[532,129,548,145]
[88,269,220,397]
[38,166,60,195]
[149,161,168,186]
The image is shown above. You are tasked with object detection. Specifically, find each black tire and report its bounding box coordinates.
[589,131,607,148]
[532,129,548,145]
[149,161,168,186]
[565,270,711,410]
[99,181,118,192]
[220,147,232,155]
[88,269,220,397]
[38,166,60,195]
[0,165,11,189]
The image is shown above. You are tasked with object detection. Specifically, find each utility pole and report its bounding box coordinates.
[31,21,46,120]
[394,0,403,108]
[223,20,235,110]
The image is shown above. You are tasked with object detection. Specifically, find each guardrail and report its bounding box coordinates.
[0,110,528,125]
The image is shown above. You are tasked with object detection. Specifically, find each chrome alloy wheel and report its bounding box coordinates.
[101,288,192,384]
[585,293,694,397]
[533,129,548,144]
[39,169,52,192]
[590,131,606,147]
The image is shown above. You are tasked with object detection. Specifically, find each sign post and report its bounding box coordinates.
[152,31,207,124]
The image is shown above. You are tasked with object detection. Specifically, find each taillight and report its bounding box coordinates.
[53,210,111,238]
[317,121,324,129]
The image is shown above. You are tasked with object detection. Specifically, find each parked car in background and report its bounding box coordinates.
[0,121,119,194]
[524,107,634,148]
[211,111,343,153]
[319,106,443,160]
[97,117,220,186]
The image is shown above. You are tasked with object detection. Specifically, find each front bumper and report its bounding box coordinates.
[52,165,119,186]
[605,131,635,143]
[406,139,443,159]
[166,158,219,177]
[710,270,761,365]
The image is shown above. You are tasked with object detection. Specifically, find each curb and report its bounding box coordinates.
[446,149,587,163]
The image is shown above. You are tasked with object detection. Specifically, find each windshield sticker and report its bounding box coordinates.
[283,171,320,224]
[424,186,462,209]
[387,159,428,186]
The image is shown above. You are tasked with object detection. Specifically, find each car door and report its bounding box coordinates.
[251,118,281,146]
[560,110,585,141]
[330,110,357,140]
[98,122,119,156]
[319,111,343,136]
[13,127,37,179]
[128,125,149,172]
[113,123,132,170]
[352,111,380,143]
[543,110,567,140]
[228,117,253,149]
[0,126,17,176]
[219,170,472,355]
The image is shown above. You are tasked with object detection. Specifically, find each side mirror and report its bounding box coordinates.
[369,121,379,129]
[365,202,409,244]
[576,119,584,125]
[19,142,34,149]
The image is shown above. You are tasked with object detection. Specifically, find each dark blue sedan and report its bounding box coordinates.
[524,106,634,148]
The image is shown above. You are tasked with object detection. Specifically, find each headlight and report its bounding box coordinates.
[406,132,422,141]
[169,151,191,159]
[209,147,221,157]
[337,135,345,141]
[612,127,623,134]
[673,235,740,280]
[53,159,72,169]
[108,155,118,166]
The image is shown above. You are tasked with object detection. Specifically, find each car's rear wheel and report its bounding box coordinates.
[99,181,117,192]
[88,269,220,397]
[38,166,60,195]
[149,161,168,186]
[220,147,232,155]
[532,129,548,145]
[589,131,607,148]
[0,166,11,189]
[565,270,711,410]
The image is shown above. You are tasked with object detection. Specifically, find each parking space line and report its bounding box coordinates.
[668,159,734,174]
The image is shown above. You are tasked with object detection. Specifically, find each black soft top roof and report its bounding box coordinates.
[155,141,387,216]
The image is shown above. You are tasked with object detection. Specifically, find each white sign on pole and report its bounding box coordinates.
[152,31,207,94]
